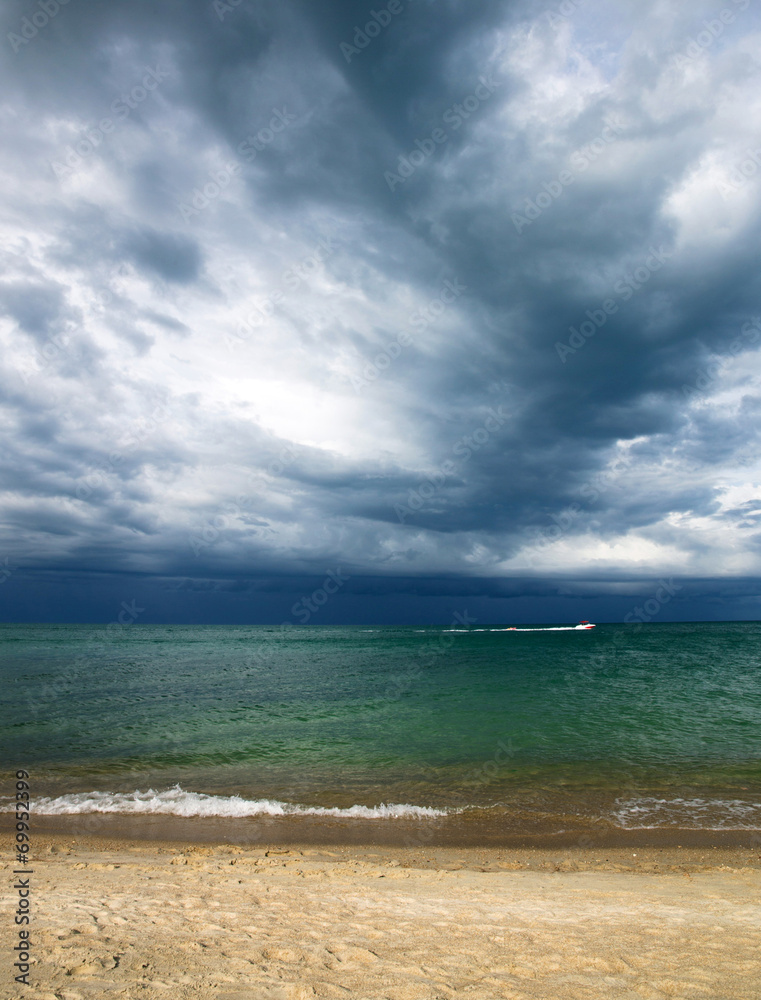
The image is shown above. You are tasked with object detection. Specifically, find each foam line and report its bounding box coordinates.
[18,786,453,820]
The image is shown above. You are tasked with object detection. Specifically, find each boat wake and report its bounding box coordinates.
[445,623,596,632]
[508,624,595,631]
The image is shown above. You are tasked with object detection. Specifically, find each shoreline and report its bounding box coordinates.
[30,812,761,850]
[23,830,761,870]
[4,833,761,999]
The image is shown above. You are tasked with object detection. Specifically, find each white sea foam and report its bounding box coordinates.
[15,789,760,829]
[22,786,452,820]
[611,796,761,830]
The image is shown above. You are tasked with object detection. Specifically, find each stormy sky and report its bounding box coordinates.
[2,0,761,623]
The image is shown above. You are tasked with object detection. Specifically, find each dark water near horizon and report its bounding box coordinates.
[3,622,761,844]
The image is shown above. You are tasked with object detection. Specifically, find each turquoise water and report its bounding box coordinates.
[3,622,761,834]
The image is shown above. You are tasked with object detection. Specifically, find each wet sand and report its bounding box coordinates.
[30,809,761,849]
[3,833,761,999]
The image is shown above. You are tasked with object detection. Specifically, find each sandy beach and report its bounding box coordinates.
[4,835,761,1000]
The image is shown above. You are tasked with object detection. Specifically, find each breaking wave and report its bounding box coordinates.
[23,786,453,820]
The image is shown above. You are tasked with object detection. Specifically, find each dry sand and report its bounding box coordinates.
[4,835,761,999]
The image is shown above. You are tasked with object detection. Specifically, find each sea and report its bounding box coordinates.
[3,621,761,847]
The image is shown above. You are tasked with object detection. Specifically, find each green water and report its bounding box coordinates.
[2,622,761,829]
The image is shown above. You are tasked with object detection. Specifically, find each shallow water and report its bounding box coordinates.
[3,622,761,840]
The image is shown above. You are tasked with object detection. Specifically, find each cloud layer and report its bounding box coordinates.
[2,0,761,621]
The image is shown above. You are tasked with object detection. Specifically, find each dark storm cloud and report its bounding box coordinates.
[120,227,202,284]
[0,281,70,341]
[2,0,761,621]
